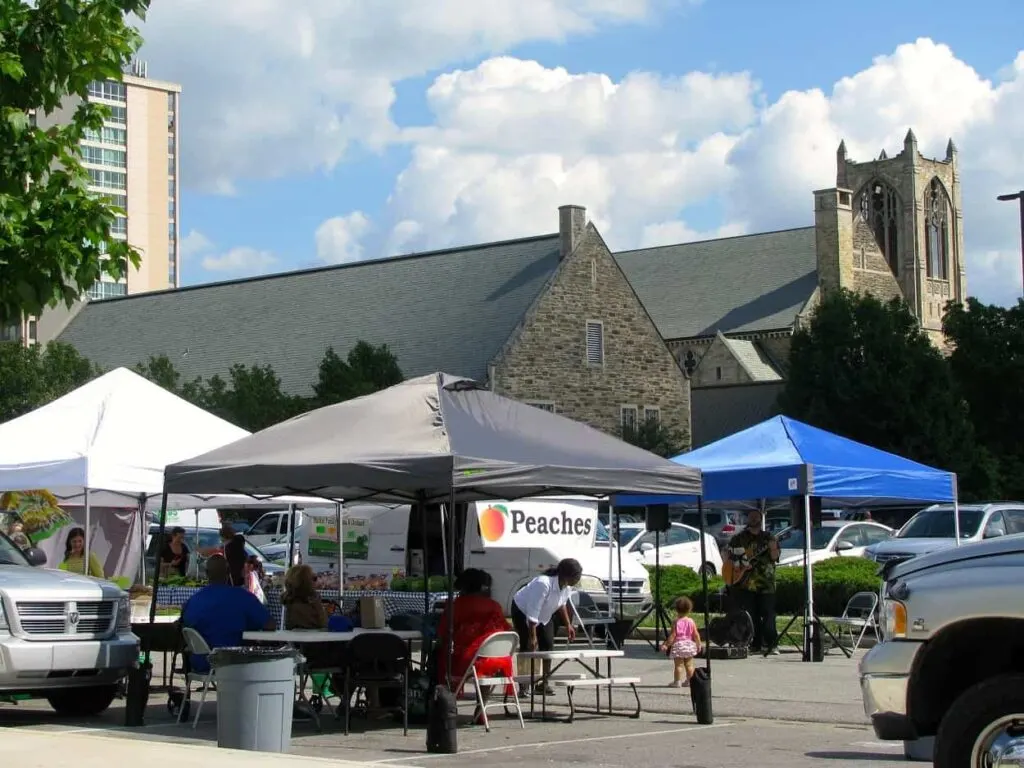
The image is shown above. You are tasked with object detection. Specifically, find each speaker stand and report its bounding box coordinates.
[630,529,674,652]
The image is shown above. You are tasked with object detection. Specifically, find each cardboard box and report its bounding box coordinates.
[359,596,386,629]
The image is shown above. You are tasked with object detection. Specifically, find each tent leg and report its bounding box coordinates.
[801,494,820,663]
[952,475,961,546]
[126,492,167,727]
[84,488,92,576]
[445,490,456,691]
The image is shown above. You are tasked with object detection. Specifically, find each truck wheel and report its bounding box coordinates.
[934,673,1024,768]
[46,685,119,717]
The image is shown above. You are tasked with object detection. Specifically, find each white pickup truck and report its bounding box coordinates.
[0,530,138,715]
[859,533,1024,768]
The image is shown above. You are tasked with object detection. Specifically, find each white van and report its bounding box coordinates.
[338,497,653,620]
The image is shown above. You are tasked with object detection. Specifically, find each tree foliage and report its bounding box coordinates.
[313,341,404,406]
[779,289,998,499]
[0,0,150,323]
[134,341,404,432]
[0,340,99,422]
[944,298,1024,499]
[621,419,688,458]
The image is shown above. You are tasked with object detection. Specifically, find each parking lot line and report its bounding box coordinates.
[371,722,732,762]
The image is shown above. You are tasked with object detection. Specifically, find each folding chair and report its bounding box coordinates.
[453,631,524,733]
[178,627,215,728]
[832,591,880,652]
[568,589,619,649]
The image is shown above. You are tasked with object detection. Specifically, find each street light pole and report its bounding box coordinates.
[997,191,1024,296]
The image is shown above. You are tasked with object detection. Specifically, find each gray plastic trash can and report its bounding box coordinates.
[208,646,304,753]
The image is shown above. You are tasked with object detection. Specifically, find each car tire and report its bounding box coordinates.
[699,562,717,577]
[46,684,119,717]
[934,673,1024,768]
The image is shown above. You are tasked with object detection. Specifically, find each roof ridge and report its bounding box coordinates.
[614,226,814,256]
[87,231,560,305]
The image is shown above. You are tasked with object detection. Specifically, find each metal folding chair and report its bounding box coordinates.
[178,627,215,729]
[453,631,524,733]
[832,591,880,652]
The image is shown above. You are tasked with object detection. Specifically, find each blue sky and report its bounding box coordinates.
[139,0,1024,304]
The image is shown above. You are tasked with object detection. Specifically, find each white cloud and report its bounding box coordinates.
[363,39,1024,306]
[315,212,371,264]
[181,229,277,276]
[136,0,659,193]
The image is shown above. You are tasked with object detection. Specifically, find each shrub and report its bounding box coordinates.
[647,557,881,616]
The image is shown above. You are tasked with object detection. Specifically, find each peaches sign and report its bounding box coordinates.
[475,500,597,549]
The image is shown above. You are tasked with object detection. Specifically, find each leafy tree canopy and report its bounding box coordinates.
[944,298,1024,498]
[0,340,99,422]
[0,0,150,323]
[621,419,688,458]
[313,341,404,406]
[779,289,998,499]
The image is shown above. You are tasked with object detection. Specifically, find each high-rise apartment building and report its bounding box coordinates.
[1,61,181,345]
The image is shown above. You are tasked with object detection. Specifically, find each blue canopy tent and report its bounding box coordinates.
[615,415,959,662]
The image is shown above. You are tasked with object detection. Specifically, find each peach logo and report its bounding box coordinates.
[478,504,509,543]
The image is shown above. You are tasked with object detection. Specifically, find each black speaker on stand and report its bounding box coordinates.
[632,504,674,652]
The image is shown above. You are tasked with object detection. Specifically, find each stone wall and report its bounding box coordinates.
[490,224,691,445]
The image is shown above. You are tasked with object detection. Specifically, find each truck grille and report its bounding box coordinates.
[15,600,115,638]
[873,552,916,564]
[601,579,646,601]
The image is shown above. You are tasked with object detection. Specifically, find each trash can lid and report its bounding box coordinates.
[208,646,304,668]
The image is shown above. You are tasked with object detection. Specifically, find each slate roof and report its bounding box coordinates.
[722,337,783,382]
[691,383,786,448]
[614,227,818,340]
[58,234,562,395]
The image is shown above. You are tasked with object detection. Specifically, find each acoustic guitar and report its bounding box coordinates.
[722,538,774,587]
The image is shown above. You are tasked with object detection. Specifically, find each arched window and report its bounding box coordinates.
[857,181,900,275]
[926,178,949,280]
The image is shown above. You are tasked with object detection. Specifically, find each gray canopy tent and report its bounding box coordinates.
[145,373,703,718]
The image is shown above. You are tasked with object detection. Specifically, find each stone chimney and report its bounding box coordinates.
[558,205,587,259]
[814,187,854,294]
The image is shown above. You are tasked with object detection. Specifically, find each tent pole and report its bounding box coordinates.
[445,489,456,690]
[952,474,961,547]
[336,502,343,587]
[418,494,429,618]
[84,488,92,576]
[802,494,815,662]
[697,497,711,677]
[127,491,167,727]
[137,494,147,586]
[286,503,297,567]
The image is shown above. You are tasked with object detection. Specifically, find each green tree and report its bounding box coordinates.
[0,0,150,323]
[0,340,99,422]
[313,341,404,406]
[944,298,1024,498]
[620,419,688,458]
[779,289,998,498]
[134,354,182,394]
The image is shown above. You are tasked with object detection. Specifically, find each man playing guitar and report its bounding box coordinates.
[720,510,780,655]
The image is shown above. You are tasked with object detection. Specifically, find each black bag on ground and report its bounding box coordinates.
[690,666,713,725]
[426,684,458,754]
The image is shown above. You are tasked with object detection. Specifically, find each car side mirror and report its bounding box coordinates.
[639,542,655,554]
[835,541,855,552]
[24,547,47,567]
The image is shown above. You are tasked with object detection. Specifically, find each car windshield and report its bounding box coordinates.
[614,527,642,546]
[0,531,30,566]
[898,508,983,539]
[594,520,611,544]
[776,526,836,550]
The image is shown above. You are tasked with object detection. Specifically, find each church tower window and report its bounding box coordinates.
[926,178,949,280]
[858,181,900,275]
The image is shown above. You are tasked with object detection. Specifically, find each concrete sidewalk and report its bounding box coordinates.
[0,729,398,768]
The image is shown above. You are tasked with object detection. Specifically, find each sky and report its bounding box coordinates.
[136,0,1024,306]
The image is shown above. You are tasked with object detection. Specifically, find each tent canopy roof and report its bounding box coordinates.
[616,415,955,507]
[0,368,312,509]
[164,372,703,503]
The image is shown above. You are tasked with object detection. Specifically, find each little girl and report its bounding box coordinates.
[661,596,702,688]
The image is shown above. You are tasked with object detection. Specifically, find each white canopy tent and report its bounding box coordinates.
[0,367,313,576]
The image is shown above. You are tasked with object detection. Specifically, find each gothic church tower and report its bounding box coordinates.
[813,129,967,343]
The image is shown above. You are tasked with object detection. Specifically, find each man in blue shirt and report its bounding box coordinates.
[181,554,275,673]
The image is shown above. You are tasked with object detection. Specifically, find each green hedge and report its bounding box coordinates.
[646,557,881,616]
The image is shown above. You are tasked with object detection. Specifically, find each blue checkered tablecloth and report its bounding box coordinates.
[155,586,449,624]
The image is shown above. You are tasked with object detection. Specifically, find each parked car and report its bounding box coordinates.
[775,520,894,566]
[864,502,1024,567]
[144,525,285,580]
[616,521,723,576]
[673,509,747,547]
[0,530,137,716]
[859,534,1024,767]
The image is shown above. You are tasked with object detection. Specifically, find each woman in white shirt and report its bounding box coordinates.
[511,558,583,695]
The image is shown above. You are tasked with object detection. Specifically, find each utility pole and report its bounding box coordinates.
[997,191,1024,295]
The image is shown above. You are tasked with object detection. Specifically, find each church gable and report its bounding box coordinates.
[689,331,783,387]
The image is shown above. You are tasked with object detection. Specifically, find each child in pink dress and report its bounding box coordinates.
[661,596,702,688]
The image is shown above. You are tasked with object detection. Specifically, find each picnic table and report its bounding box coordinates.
[518,648,641,723]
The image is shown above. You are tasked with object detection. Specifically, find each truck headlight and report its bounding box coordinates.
[116,598,131,631]
[578,576,606,594]
[640,575,650,595]
[883,599,907,638]
[0,598,8,631]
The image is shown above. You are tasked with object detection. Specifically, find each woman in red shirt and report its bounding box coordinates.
[437,568,514,724]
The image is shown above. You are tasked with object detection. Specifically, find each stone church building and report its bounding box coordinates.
[616,129,967,445]
[55,128,966,450]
